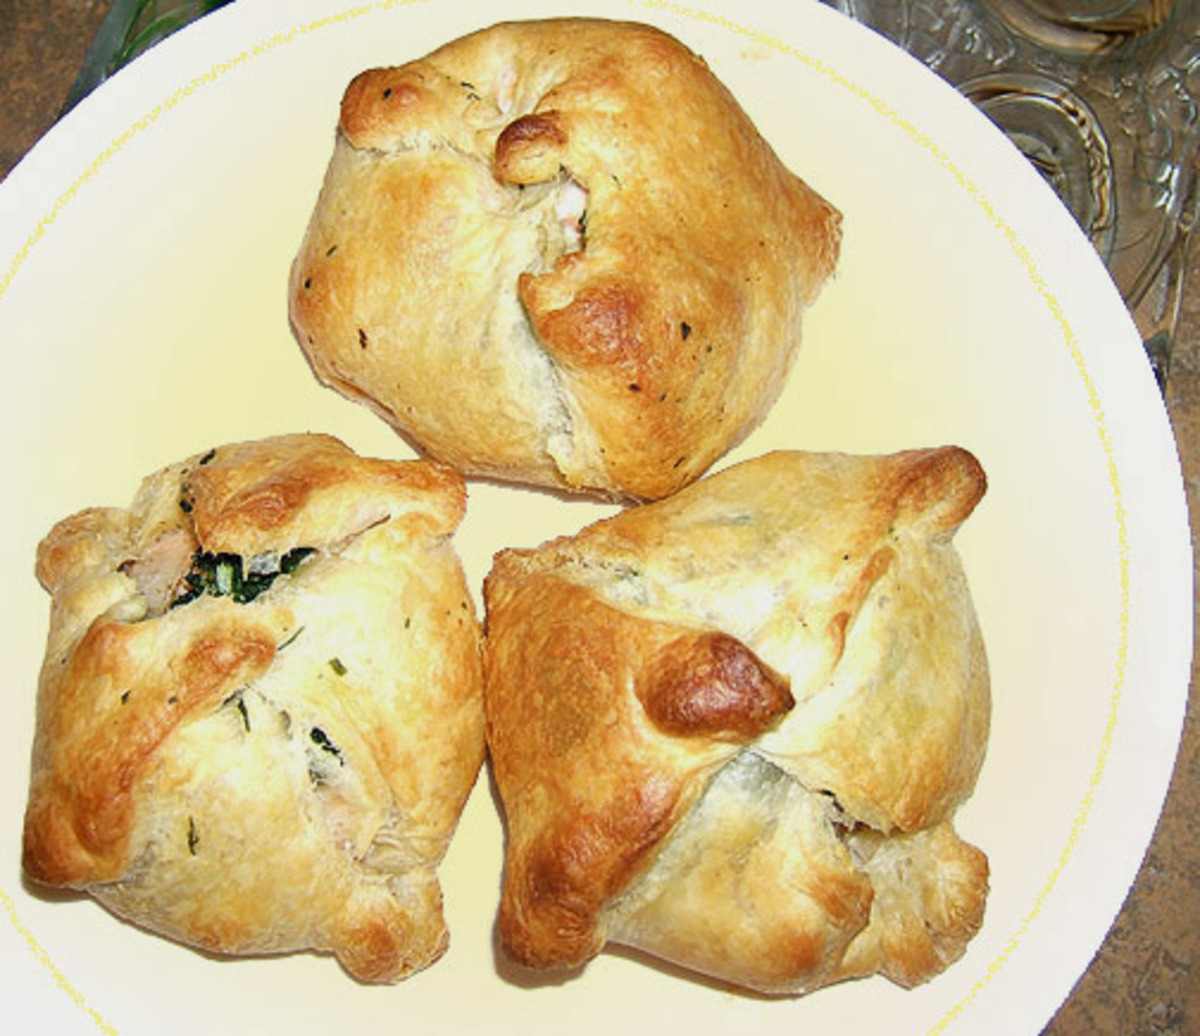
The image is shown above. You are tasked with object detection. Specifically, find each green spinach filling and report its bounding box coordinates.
[171,547,316,607]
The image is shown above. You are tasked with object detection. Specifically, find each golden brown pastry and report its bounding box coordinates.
[289,18,841,501]
[23,434,484,983]
[483,447,990,995]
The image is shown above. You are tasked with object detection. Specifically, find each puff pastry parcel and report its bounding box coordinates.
[483,447,991,995]
[289,18,841,501]
[22,434,484,983]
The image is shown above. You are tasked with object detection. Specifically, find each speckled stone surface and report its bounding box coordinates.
[1,1,1196,1031]
[0,0,111,175]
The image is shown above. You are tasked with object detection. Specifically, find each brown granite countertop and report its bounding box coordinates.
[1,0,1196,1030]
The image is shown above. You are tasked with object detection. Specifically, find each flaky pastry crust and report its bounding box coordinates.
[23,433,485,983]
[483,447,990,995]
[289,18,841,501]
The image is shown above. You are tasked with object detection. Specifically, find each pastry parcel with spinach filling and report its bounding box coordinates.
[483,446,990,995]
[22,433,485,983]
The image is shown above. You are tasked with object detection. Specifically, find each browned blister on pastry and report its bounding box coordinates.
[23,434,485,983]
[289,18,841,501]
[483,447,990,995]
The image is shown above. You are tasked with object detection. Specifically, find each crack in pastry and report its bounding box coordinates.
[22,433,485,983]
[482,446,990,995]
[289,18,841,500]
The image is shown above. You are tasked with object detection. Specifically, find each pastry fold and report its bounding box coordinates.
[483,447,990,995]
[23,433,485,983]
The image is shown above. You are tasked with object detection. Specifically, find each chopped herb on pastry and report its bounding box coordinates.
[22,434,485,983]
[289,18,841,501]
[483,446,990,995]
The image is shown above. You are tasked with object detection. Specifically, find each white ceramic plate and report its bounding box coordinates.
[0,1,1191,1032]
